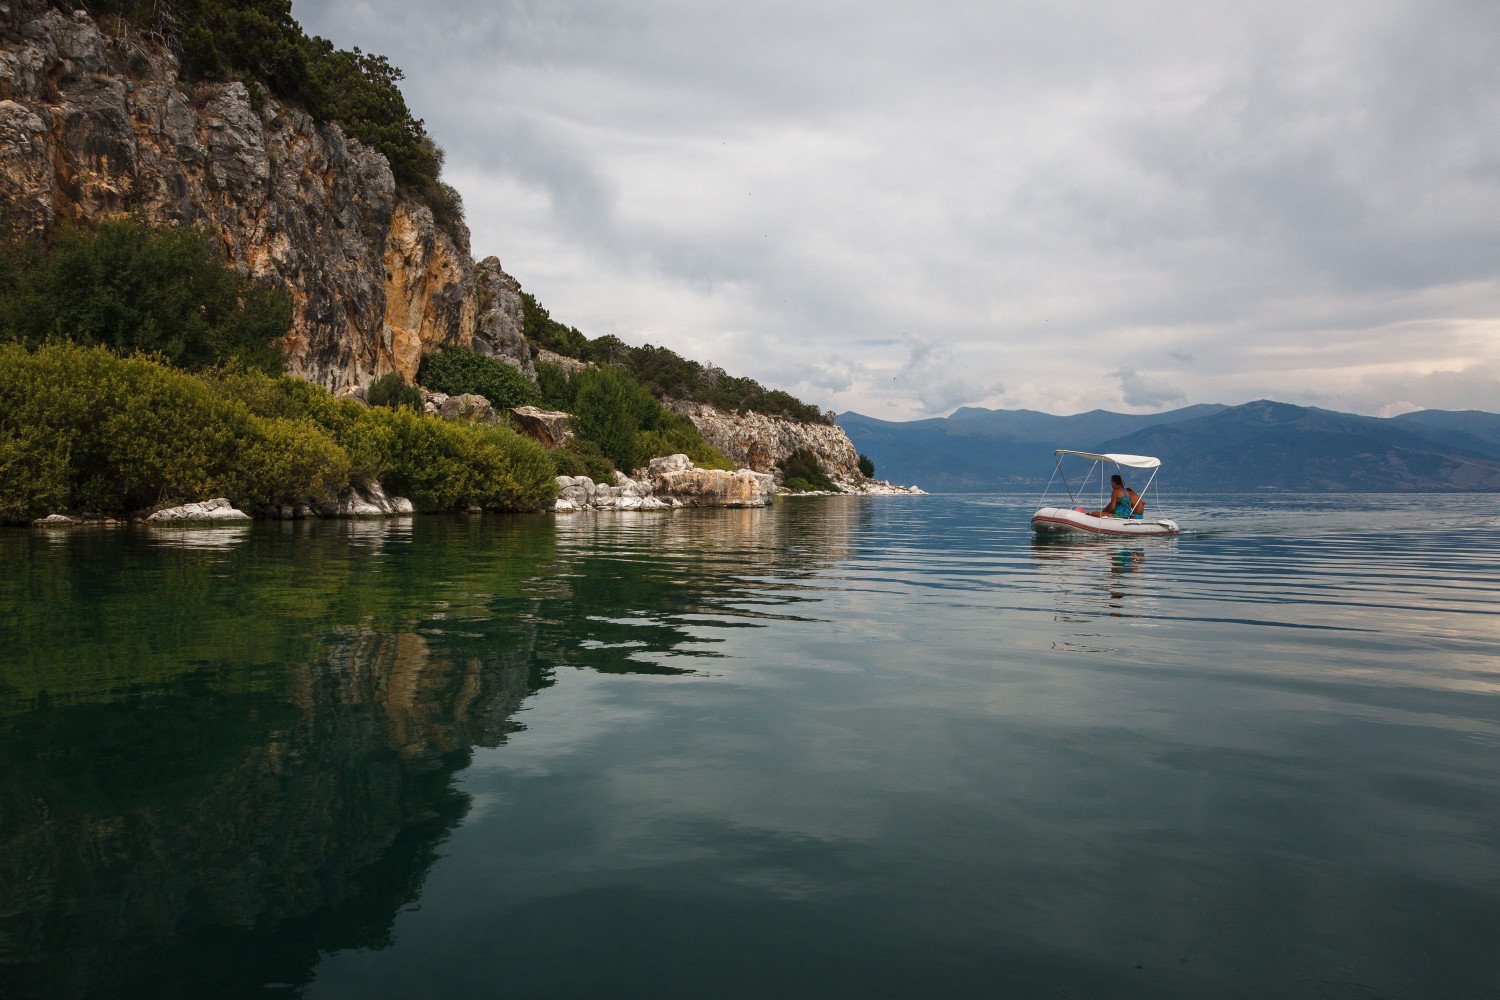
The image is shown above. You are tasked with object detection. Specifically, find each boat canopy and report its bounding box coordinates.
[1053,449,1161,469]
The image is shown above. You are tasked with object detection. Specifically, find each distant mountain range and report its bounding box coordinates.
[837,401,1500,492]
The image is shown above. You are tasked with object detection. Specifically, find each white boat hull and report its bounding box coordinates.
[1031,506,1179,538]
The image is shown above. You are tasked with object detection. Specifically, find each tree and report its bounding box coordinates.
[0,217,288,373]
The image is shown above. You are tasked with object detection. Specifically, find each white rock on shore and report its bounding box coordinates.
[147,498,252,522]
[31,513,80,527]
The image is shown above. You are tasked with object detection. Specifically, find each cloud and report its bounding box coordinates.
[1112,366,1187,409]
[891,338,1002,415]
[291,0,1500,419]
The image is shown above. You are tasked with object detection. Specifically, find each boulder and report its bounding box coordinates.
[147,498,252,522]
[317,482,415,517]
[510,406,573,449]
[439,393,495,423]
[31,513,79,527]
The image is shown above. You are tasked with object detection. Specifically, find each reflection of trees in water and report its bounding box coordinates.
[0,503,868,998]
[530,504,862,674]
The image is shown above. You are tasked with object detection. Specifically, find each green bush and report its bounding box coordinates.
[516,287,830,424]
[0,344,556,521]
[372,406,555,512]
[550,438,615,483]
[366,371,423,410]
[858,453,875,478]
[569,366,656,472]
[0,217,289,373]
[417,347,540,410]
[635,411,733,471]
[535,361,577,411]
[779,447,838,493]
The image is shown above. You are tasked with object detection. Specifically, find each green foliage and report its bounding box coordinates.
[417,347,541,410]
[779,447,839,493]
[540,362,729,474]
[366,371,423,410]
[372,407,555,512]
[521,292,591,358]
[858,453,875,478]
[226,417,349,507]
[0,217,288,373]
[516,288,829,424]
[535,361,577,411]
[636,411,733,471]
[0,344,556,522]
[570,366,653,472]
[83,0,458,227]
[550,438,615,482]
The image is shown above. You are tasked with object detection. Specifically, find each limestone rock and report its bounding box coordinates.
[666,400,862,481]
[471,257,535,378]
[147,498,251,522]
[318,482,415,517]
[509,406,573,449]
[31,513,79,526]
[0,4,477,391]
[439,393,495,423]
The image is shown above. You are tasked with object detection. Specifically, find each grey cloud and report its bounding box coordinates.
[292,0,1500,419]
[1112,366,1187,409]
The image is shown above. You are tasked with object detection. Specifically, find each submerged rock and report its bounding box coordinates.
[147,498,252,522]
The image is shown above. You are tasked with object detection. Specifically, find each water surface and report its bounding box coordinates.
[3,495,1499,998]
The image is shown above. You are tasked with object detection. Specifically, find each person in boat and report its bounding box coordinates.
[1094,474,1144,518]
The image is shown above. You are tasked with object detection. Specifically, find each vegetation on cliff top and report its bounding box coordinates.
[522,292,831,425]
[0,343,557,522]
[82,0,464,243]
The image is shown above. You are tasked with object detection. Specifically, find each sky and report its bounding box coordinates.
[293,0,1500,421]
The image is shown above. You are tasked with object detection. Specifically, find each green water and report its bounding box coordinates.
[3,495,1500,998]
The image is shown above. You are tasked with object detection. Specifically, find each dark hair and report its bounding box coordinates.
[1110,474,1124,486]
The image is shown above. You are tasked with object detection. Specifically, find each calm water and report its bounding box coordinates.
[3,495,1500,999]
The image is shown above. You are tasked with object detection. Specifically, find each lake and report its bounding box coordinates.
[3,494,1499,999]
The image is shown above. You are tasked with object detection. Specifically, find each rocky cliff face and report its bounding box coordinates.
[669,400,862,481]
[0,3,531,389]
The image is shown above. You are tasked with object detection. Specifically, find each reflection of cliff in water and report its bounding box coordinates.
[0,505,870,997]
[0,627,541,999]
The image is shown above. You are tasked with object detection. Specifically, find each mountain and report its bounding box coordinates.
[837,404,1228,490]
[1389,410,1500,458]
[841,401,1500,492]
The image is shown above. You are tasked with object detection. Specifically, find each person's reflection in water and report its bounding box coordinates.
[1108,547,1145,604]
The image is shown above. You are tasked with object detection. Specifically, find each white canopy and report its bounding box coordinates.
[1053,449,1161,469]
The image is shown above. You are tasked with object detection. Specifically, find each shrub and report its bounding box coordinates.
[0,344,555,521]
[366,371,422,410]
[550,438,615,483]
[227,417,349,508]
[417,347,540,410]
[372,406,555,512]
[535,361,577,411]
[570,366,657,472]
[779,447,838,493]
[635,411,733,471]
[858,453,875,478]
[0,217,289,373]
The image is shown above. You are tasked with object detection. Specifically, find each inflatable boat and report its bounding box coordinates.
[1030,450,1180,538]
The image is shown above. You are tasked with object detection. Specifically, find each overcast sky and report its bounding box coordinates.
[295,0,1499,420]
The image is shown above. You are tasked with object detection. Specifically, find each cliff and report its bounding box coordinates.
[0,2,531,389]
[669,399,921,493]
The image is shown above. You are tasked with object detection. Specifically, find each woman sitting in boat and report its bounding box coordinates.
[1094,474,1145,518]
